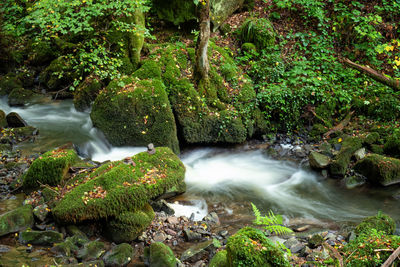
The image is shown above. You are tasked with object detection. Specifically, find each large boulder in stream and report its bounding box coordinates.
[22,148,79,190]
[0,205,34,237]
[53,147,185,224]
[330,137,362,177]
[91,77,180,154]
[354,154,400,186]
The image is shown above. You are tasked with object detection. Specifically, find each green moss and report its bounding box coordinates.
[19,230,63,246]
[355,213,396,236]
[371,144,384,154]
[27,41,58,66]
[129,10,145,69]
[103,243,133,266]
[39,56,78,91]
[152,0,196,25]
[384,136,400,158]
[73,75,102,111]
[241,42,257,53]
[22,149,78,190]
[8,87,37,106]
[209,250,229,267]
[226,227,290,267]
[363,132,380,145]
[238,18,276,49]
[53,147,185,223]
[91,78,180,154]
[105,203,154,243]
[149,242,176,267]
[330,137,362,177]
[76,240,106,261]
[0,205,34,237]
[0,73,22,96]
[354,154,400,186]
[133,60,162,80]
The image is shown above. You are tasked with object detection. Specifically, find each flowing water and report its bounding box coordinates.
[1,98,400,226]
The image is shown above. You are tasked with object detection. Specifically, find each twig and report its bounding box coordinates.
[374,249,394,252]
[381,246,400,267]
[323,242,343,267]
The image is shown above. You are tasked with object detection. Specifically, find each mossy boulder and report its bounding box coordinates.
[354,154,400,186]
[8,87,39,106]
[73,75,103,111]
[76,240,106,261]
[22,148,78,190]
[53,147,185,223]
[0,73,23,96]
[355,213,396,236]
[0,205,34,237]
[226,227,290,267]
[27,41,58,66]
[132,60,162,80]
[91,78,179,154]
[330,137,362,177]
[237,18,275,49]
[309,151,331,170]
[209,250,229,267]
[241,42,257,53]
[103,243,133,266]
[0,110,7,128]
[39,56,78,91]
[384,136,400,158]
[104,204,155,243]
[148,242,176,267]
[19,229,63,246]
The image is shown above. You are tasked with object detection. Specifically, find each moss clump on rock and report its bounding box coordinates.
[73,75,102,111]
[23,148,78,190]
[355,213,396,235]
[53,147,185,223]
[103,243,133,266]
[238,18,275,49]
[104,204,155,243]
[133,60,162,80]
[91,77,179,154]
[354,153,400,186]
[209,250,229,267]
[383,136,400,158]
[19,230,63,246]
[0,73,23,96]
[39,56,78,91]
[330,137,362,177]
[0,205,34,237]
[8,87,38,106]
[148,242,176,267]
[226,227,290,267]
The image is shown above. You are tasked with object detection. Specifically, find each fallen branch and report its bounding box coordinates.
[323,242,343,267]
[342,58,400,90]
[381,245,400,267]
[323,111,354,138]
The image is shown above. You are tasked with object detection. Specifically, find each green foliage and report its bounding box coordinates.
[342,228,400,267]
[226,227,290,267]
[251,203,293,236]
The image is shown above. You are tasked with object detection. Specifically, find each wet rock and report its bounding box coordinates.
[66,225,88,240]
[0,244,11,253]
[290,243,305,254]
[353,148,366,161]
[183,228,202,242]
[19,230,63,246]
[6,112,27,127]
[166,216,179,225]
[269,236,286,245]
[0,110,7,128]
[354,154,400,186]
[309,151,330,169]
[153,232,167,242]
[148,242,176,267]
[202,212,220,226]
[284,237,301,249]
[219,230,228,238]
[33,204,49,222]
[51,237,79,257]
[77,240,106,261]
[0,205,34,237]
[308,234,324,248]
[180,239,220,263]
[344,175,366,189]
[165,228,177,236]
[150,199,175,215]
[103,243,133,267]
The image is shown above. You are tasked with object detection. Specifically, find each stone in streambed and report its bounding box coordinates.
[19,229,63,246]
[76,240,106,261]
[330,137,362,177]
[354,154,400,186]
[180,239,220,263]
[33,204,49,222]
[353,148,366,161]
[103,243,133,267]
[6,112,27,127]
[0,205,34,237]
[147,242,176,267]
[308,151,330,170]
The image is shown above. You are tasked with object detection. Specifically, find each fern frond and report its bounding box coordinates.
[250,203,293,236]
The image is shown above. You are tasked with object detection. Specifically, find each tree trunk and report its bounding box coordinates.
[342,58,400,90]
[195,0,210,81]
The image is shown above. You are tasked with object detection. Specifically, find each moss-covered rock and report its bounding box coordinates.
[241,42,257,53]
[211,0,246,30]
[226,227,290,267]
[22,148,78,190]
[53,147,185,223]
[209,250,229,267]
[384,136,400,158]
[91,78,179,154]
[19,229,63,246]
[237,18,275,49]
[39,56,78,91]
[103,243,133,266]
[76,240,106,261]
[132,60,162,80]
[51,237,80,257]
[309,151,331,170]
[330,137,362,177]
[27,41,58,66]
[355,213,396,236]
[104,204,155,243]
[73,75,103,111]
[0,110,7,128]
[0,205,34,237]
[354,153,400,186]
[0,73,23,96]
[8,87,39,106]
[148,242,176,267]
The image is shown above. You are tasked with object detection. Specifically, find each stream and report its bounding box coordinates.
[1,97,400,229]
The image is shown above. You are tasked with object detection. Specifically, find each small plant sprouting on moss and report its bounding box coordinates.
[251,203,293,236]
